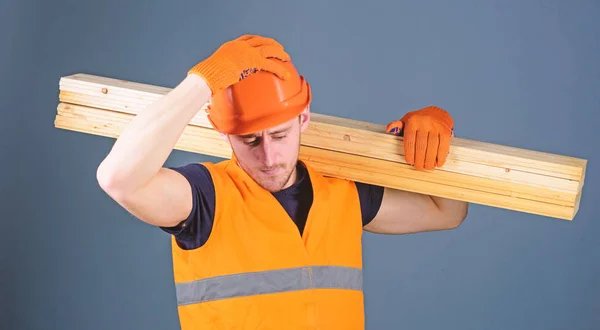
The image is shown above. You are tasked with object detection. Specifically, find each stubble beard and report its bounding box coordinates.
[254,163,297,193]
[233,129,302,193]
[233,153,298,193]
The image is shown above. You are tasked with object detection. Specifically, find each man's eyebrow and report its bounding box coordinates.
[238,126,292,139]
[239,133,258,139]
[270,126,293,134]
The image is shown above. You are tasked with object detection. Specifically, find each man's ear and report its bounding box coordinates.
[299,105,311,132]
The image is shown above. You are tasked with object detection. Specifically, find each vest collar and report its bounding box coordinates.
[224,152,331,243]
[226,152,330,200]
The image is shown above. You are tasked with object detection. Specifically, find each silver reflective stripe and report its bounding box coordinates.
[175,265,362,306]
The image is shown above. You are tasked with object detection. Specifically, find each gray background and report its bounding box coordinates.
[2,0,599,329]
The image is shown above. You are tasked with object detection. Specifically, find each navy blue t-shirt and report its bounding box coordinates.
[161,161,385,250]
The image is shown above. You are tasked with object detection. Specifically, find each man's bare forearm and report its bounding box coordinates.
[96,74,211,195]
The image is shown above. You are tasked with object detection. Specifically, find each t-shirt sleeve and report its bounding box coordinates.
[355,182,385,226]
[159,163,216,250]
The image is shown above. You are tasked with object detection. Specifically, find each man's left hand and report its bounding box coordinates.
[385,106,454,171]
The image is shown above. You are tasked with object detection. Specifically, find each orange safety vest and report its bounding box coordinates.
[170,156,365,329]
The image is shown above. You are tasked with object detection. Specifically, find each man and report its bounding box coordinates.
[96,34,468,329]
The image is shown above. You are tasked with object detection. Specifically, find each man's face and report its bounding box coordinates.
[226,109,310,192]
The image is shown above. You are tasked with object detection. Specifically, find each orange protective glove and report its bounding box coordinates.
[386,106,454,170]
[188,34,292,94]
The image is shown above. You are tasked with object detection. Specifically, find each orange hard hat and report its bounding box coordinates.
[207,60,312,135]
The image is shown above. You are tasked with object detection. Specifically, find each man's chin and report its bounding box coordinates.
[253,171,293,192]
[256,177,287,192]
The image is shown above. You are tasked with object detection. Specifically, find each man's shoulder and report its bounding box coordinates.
[175,159,240,186]
[306,165,360,192]
[170,159,233,180]
[304,161,384,226]
[301,161,383,190]
[169,161,211,178]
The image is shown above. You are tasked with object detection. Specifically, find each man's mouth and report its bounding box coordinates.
[260,167,283,175]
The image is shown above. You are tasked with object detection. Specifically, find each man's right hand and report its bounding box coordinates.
[97,34,292,229]
[187,34,292,94]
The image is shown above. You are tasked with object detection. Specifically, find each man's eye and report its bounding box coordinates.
[243,135,285,146]
[244,138,260,146]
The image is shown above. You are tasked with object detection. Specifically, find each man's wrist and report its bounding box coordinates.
[183,73,211,93]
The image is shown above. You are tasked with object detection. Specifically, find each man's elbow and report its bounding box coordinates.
[96,162,129,201]
[446,204,469,230]
[97,162,115,189]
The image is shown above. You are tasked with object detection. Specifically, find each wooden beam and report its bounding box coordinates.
[54,73,588,220]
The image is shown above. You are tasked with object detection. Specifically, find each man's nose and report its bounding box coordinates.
[258,138,277,167]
